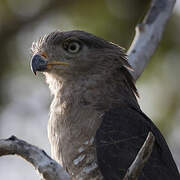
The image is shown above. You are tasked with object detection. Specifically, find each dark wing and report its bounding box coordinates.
[95,107,180,180]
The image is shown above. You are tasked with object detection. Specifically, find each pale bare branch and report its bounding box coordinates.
[123,132,155,180]
[0,136,70,180]
[127,0,176,81]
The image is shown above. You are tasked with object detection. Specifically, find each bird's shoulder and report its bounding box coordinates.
[95,106,180,180]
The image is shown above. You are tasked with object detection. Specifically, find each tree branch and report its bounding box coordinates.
[127,0,176,81]
[0,133,155,180]
[0,136,70,180]
[123,132,155,180]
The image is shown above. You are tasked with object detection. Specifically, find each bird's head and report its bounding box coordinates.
[30,30,138,97]
[30,30,131,78]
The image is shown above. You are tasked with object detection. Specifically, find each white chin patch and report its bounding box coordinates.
[45,73,62,95]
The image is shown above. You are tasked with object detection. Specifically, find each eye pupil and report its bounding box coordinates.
[69,44,76,51]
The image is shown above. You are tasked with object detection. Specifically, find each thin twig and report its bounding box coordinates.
[123,132,155,180]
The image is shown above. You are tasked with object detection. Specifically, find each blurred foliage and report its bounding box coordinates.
[0,0,179,136]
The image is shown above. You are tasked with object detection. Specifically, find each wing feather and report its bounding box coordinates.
[95,107,180,180]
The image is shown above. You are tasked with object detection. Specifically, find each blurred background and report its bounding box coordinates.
[0,0,179,179]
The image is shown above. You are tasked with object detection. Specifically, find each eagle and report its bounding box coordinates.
[30,30,180,180]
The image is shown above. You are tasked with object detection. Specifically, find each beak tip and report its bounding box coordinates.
[30,65,37,75]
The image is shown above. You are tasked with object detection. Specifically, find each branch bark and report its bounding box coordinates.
[123,132,155,180]
[127,0,176,81]
[0,136,70,180]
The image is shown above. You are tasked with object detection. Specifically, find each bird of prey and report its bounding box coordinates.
[30,30,180,180]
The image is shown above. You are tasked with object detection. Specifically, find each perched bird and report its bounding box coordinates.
[30,30,180,180]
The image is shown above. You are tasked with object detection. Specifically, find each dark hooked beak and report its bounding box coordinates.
[31,54,69,75]
[30,54,48,75]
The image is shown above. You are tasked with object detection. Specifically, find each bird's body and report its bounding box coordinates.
[31,30,180,179]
